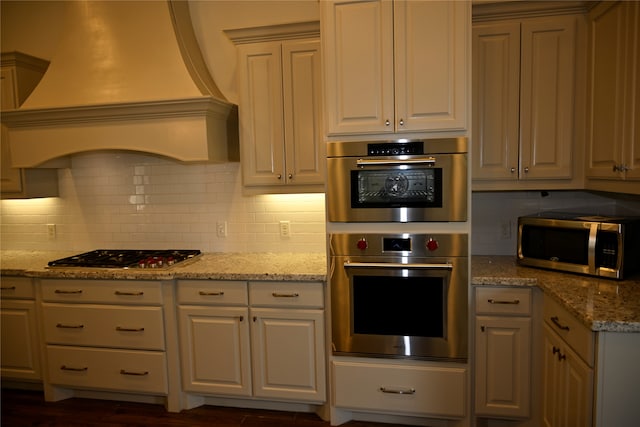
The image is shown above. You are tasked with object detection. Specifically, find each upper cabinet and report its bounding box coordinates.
[1,52,60,199]
[586,1,640,195]
[472,12,585,191]
[230,22,324,194]
[321,0,469,137]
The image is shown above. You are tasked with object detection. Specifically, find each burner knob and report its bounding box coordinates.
[426,238,439,252]
[356,238,368,251]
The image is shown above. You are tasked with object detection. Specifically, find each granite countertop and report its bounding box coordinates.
[2,251,639,333]
[473,256,640,333]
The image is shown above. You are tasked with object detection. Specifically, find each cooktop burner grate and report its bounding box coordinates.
[48,249,201,269]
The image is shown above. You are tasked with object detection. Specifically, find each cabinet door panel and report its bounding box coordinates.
[472,22,520,180]
[238,43,285,186]
[178,305,251,396]
[475,316,531,418]
[395,1,467,132]
[322,0,394,134]
[520,17,575,180]
[0,300,41,380]
[282,40,324,185]
[251,308,325,402]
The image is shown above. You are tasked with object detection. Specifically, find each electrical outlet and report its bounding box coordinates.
[500,220,512,240]
[47,224,56,240]
[216,221,227,238]
[279,221,291,238]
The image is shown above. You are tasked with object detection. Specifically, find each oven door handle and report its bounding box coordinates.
[356,157,436,167]
[343,262,453,270]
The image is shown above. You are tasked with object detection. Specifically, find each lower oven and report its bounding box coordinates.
[329,233,468,362]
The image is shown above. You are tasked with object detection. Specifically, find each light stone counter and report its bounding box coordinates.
[473,256,640,333]
[0,251,327,282]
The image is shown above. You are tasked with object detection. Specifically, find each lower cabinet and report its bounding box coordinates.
[177,280,325,405]
[474,286,534,419]
[0,277,41,381]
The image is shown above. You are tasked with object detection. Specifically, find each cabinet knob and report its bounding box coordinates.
[524,167,529,173]
[385,119,391,126]
[510,167,516,173]
[613,164,630,172]
[277,174,282,180]
[288,173,293,179]
[399,118,404,126]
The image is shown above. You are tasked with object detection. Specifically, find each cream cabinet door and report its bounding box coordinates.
[0,299,41,380]
[238,42,285,186]
[1,67,24,193]
[178,305,251,396]
[321,0,394,135]
[475,316,531,418]
[394,1,468,132]
[282,40,324,185]
[250,307,325,403]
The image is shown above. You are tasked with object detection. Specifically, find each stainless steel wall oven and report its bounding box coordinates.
[329,233,468,362]
[326,138,468,223]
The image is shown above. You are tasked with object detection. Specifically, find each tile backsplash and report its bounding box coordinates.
[2,151,639,255]
[0,152,327,253]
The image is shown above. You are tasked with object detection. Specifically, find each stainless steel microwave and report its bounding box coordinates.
[517,212,640,279]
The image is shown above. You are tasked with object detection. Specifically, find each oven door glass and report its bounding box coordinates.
[351,167,442,208]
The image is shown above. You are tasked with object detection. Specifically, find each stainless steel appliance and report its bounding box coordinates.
[48,249,201,269]
[518,212,640,279]
[326,138,468,223]
[329,233,468,361]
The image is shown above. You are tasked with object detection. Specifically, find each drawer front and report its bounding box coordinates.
[332,360,466,418]
[475,287,532,316]
[1,277,34,299]
[177,280,248,306]
[41,280,163,304]
[46,345,167,394]
[543,295,594,366]
[249,282,324,308]
[42,303,165,350]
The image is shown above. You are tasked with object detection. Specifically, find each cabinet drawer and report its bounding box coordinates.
[42,303,165,350]
[46,345,167,394]
[332,360,466,418]
[249,282,323,308]
[1,277,34,299]
[475,287,532,316]
[177,280,247,305]
[41,280,163,304]
[543,295,594,367]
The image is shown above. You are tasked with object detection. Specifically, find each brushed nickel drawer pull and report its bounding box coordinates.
[0,286,16,291]
[114,291,144,296]
[115,326,145,332]
[61,365,88,372]
[199,291,224,296]
[488,298,520,305]
[55,289,83,294]
[272,292,299,298]
[551,316,570,331]
[380,386,415,395]
[56,323,84,329]
[120,369,149,376]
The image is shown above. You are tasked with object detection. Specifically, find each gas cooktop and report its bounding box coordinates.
[47,249,201,269]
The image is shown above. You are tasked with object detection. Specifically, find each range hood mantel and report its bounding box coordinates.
[2,0,238,167]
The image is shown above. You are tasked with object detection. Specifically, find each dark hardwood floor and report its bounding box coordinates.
[0,388,409,427]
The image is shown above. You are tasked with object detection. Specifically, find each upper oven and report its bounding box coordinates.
[326,138,468,223]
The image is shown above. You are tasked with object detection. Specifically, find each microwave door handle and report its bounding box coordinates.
[343,262,453,270]
[356,157,436,167]
[588,223,599,275]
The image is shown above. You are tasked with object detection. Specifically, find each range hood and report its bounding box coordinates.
[2,0,238,167]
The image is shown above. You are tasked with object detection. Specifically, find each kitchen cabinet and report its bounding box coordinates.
[472,15,581,190]
[233,22,324,193]
[541,294,640,427]
[177,280,325,408]
[321,0,469,137]
[38,279,182,412]
[474,286,533,419]
[1,52,60,199]
[0,277,42,382]
[586,1,640,195]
